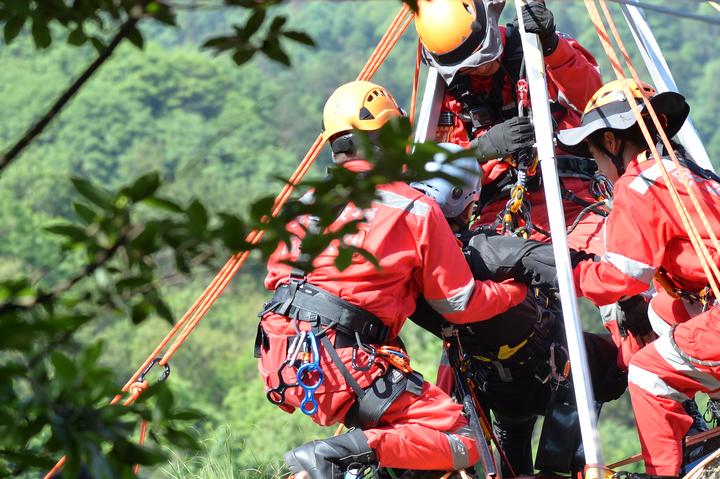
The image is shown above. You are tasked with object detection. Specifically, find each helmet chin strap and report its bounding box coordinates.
[599,138,626,177]
[449,215,470,234]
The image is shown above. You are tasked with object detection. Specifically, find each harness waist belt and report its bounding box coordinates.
[266,282,391,345]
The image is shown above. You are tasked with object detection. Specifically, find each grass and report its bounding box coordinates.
[159,426,290,479]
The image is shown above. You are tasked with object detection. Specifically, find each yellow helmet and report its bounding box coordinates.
[557,78,689,157]
[415,0,488,65]
[322,81,404,143]
[582,78,657,114]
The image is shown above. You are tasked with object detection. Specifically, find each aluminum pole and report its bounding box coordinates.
[413,66,445,144]
[621,2,714,171]
[514,0,604,471]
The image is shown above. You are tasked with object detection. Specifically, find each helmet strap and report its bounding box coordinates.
[330,133,356,155]
[599,138,626,177]
[449,215,470,233]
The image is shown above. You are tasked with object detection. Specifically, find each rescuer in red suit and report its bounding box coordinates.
[414,0,606,255]
[415,0,644,391]
[257,80,528,478]
[558,78,720,479]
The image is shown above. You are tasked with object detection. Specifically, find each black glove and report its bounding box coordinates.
[570,249,595,268]
[471,116,535,161]
[617,295,652,338]
[519,241,558,293]
[466,233,558,293]
[520,1,559,56]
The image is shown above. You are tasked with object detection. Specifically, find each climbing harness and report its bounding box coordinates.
[259,278,423,429]
[655,267,717,313]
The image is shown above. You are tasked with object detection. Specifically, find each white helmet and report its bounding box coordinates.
[411,143,482,218]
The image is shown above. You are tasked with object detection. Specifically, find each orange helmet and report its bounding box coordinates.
[415,0,503,66]
[322,81,404,143]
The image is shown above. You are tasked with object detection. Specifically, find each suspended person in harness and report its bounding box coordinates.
[557,78,720,479]
[256,81,529,479]
[408,144,627,478]
[414,0,610,254]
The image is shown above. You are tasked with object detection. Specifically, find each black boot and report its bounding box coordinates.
[284,428,377,479]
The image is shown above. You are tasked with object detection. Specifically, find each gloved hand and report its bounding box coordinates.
[466,233,558,293]
[570,249,595,268]
[519,1,559,56]
[471,116,535,161]
[520,247,597,293]
[617,295,653,338]
[519,242,558,293]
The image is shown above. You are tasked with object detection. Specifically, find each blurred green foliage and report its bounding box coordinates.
[0,0,718,477]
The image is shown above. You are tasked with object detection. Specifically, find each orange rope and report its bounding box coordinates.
[357,4,411,80]
[361,12,413,81]
[409,38,423,130]
[45,5,413,477]
[359,5,412,80]
[595,0,720,291]
[132,419,148,475]
[584,0,720,298]
[42,457,65,479]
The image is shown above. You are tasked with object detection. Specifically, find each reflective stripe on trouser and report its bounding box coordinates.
[363,381,479,470]
[628,307,720,476]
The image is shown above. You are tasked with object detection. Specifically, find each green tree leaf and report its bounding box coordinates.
[44,223,87,242]
[126,172,161,201]
[187,200,208,233]
[244,9,266,36]
[73,202,97,224]
[142,197,183,213]
[50,351,78,382]
[3,16,26,43]
[283,30,315,46]
[126,25,144,50]
[70,177,113,210]
[67,25,87,46]
[30,18,51,49]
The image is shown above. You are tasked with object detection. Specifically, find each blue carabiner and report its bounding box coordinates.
[297,332,324,416]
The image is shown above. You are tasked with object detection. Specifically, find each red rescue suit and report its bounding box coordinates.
[432,27,605,249]
[260,160,527,471]
[628,306,720,476]
[574,153,720,475]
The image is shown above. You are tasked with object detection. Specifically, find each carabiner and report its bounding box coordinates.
[297,332,324,416]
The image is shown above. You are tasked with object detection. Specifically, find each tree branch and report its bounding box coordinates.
[0,4,146,176]
[0,225,142,315]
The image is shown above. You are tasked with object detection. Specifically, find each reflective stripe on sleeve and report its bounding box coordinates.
[628,159,677,195]
[628,363,689,402]
[445,433,471,470]
[604,251,656,284]
[426,279,475,315]
[376,190,430,217]
[648,301,672,336]
[653,332,720,391]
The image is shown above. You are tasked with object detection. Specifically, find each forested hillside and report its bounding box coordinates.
[1,1,718,477]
